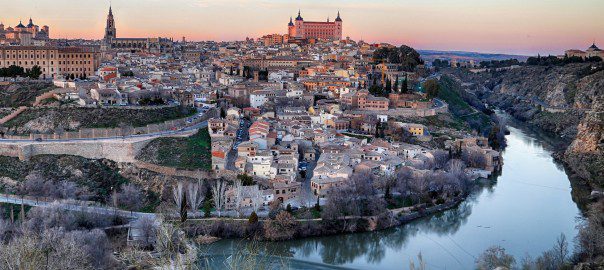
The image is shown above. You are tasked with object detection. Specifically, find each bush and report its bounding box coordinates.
[248,211,259,224]
[263,211,298,241]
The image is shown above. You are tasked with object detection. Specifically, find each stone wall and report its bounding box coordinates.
[2,109,213,140]
[0,138,153,163]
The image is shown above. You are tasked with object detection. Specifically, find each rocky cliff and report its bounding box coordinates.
[447,63,604,187]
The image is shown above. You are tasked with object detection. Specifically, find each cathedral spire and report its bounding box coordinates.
[296,10,303,21]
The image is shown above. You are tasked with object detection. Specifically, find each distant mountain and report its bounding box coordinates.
[419,50,530,63]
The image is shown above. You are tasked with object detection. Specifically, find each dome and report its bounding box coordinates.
[16,21,25,28]
[308,106,316,115]
[288,17,294,26]
[27,18,34,27]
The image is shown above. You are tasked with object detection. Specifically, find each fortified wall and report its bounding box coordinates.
[0,139,152,162]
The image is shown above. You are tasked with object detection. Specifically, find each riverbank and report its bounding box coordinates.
[180,193,468,245]
[202,123,582,269]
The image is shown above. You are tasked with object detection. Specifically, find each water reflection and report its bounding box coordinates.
[205,119,584,270]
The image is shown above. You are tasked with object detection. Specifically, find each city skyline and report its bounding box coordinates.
[1,0,603,55]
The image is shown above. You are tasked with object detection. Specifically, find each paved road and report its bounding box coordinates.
[0,121,208,143]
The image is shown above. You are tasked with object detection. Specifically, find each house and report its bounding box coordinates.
[273,180,301,203]
[90,87,127,105]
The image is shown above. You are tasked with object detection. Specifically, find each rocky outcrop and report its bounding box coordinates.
[565,99,604,186]
[448,63,604,187]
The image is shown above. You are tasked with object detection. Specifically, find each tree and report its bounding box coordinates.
[113,184,144,215]
[237,174,255,186]
[393,76,399,92]
[248,211,259,224]
[385,78,392,93]
[233,179,244,217]
[211,179,227,217]
[250,185,263,212]
[373,45,423,71]
[203,200,212,218]
[401,74,409,93]
[263,211,298,241]
[27,65,42,79]
[475,245,515,270]
[423,79,440,99]
[137,216,157,249]
[186,180,204,212]
[172,182,187,222]
[0,228,94,270]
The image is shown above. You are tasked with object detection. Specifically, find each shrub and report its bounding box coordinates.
[263,211,298,241]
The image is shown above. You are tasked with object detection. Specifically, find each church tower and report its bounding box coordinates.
[104,5,116,42]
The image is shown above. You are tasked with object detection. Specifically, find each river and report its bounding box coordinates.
[202,121,583,269]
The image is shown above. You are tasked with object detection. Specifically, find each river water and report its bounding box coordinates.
[204,121,583,269]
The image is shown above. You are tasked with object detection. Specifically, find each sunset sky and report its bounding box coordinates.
[2,0,603,55]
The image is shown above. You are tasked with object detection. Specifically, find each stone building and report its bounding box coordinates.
[102,6,173,53]
[0,45,100,79]
[288,11,343,41]
[0,18,49,45]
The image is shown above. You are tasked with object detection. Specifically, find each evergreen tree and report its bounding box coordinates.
[393,76,399,92]
[385,78,392,93]
[248,211,259,224]
[27,65,42,79]
[180,193,188,223]
[401,74,409,93]
[203,199,212,217]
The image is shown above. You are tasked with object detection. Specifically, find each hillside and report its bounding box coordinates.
[1,106,195,134]
[136,128,212,171]
[0,82,55,107]
[447,63,604,186]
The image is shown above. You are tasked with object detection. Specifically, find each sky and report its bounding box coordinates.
[1,0,603,55]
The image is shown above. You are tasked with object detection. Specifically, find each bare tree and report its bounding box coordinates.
[172,182,187,222]
[250,185,264,213]
[462,148,487,169]
[432,150,450,170]
[211,179,228,217]
[137,216,157,249]
[186,180,204,213]
[233,179,244,217]
[172,182,185,212]
[113,184,144,214]
[57,180,78,199]
[552,233,568,266]
[475,245,516,270]
[0,228,95,270]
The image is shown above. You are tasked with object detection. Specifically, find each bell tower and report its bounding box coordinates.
[104,5,116,41]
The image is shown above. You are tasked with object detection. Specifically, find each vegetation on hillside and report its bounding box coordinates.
[2,106,195,134]
[0,82,55,107]
[373,45,423,71]
[437,76,494,136]
[136,128,212,171]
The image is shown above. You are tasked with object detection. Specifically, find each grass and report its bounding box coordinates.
[137,128,212,171]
